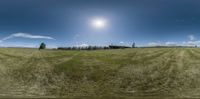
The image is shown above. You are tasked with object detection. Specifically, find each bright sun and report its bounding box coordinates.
[92,19,106,28]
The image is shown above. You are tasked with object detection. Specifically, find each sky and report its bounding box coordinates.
[0,0,200,48]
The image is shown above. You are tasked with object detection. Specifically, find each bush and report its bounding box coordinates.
[39,42,46,50]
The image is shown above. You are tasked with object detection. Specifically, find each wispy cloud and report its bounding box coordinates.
[76,43,89,47]
[73,34,80,40]
[0,33,54,43]
[148,35,200,47]
[148,42,162,46]
[148,41,177,46]
[183,41,200,45]
[188,35,195,41]
[183,34,200,46]
[119,41,124,44]
[165,42,177,46]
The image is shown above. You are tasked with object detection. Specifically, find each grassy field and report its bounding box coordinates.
[0,48,200,98]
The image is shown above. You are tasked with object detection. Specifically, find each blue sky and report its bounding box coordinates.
[0,0,200,48]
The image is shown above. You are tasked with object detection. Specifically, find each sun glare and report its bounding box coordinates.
[92,19,106,28]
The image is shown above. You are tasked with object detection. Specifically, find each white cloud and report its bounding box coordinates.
[146,35,200,47]
[188,35,195,41]
[119,41,124,44]
[165,42,177,46]
[182,35,200,46]
[76,43,89,47]
[183,41,200,45]
[0,33,54,43]
[148,41,178,46]
[148,42,162,46]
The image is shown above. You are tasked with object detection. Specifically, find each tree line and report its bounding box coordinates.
[39,42,136,50]
[57,46,110,50]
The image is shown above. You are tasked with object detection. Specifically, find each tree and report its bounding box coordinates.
[132,42,135,48]
[39,42,46,50]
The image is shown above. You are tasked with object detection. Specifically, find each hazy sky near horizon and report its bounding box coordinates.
[0,0,200,47]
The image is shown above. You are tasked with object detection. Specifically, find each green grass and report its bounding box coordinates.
[0,48,200,98]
